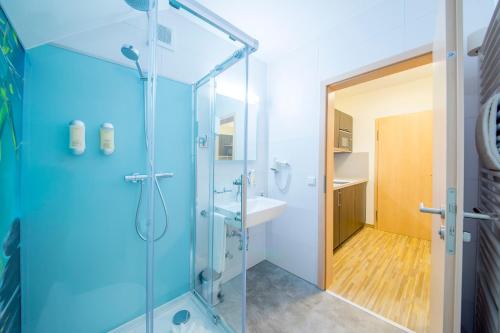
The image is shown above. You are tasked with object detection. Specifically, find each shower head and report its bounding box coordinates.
[121,44,145,79]
[121,44,140,62]
[124,0,151,11]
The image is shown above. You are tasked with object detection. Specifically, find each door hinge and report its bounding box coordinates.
[375,210,378,221]
[376,130,379,141]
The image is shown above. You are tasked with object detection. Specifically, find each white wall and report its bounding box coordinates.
[334,76,433,225]
[266,0,438,285]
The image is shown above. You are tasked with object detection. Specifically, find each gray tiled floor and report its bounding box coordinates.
[218,260,405,333]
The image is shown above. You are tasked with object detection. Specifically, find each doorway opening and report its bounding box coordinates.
[324,52,434,332]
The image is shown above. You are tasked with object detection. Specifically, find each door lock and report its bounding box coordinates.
[438,225,446,239]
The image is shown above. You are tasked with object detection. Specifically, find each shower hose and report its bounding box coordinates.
[134,79,169,242]
[134,174,169,242]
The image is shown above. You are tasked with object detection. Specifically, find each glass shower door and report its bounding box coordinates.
[212,57,248,333]
[194,50,249,333]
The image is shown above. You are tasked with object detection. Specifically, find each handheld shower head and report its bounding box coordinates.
[121,44,145,79]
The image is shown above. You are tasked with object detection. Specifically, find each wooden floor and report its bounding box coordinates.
[328,227,431,333]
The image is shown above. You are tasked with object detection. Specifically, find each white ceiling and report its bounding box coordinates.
[196,0,374,62]
[1,0,373,63]
[0,0,138,48]
[335,63,433,98]
[51,9,240,84]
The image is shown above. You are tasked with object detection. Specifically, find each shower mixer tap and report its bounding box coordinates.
[124,172,174,242]
[124,172,174,183]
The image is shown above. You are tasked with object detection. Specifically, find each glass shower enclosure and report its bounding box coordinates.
[117,1,258,332]
[12,0,258,332]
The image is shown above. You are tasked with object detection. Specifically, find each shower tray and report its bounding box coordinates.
[109,293,229,333]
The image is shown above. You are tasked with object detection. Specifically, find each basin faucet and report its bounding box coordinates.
[214,187,232,194]
[233,173,251,201]
[233,177,242,201]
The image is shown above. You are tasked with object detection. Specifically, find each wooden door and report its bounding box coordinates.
[376,111,433,240]
[429,0,464,331]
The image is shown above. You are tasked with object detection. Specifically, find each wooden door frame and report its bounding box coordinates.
[317,45,433,289]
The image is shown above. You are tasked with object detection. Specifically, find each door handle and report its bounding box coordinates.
[419,202,445,218]
[419,203,446,240]
[464,212,492,220]
[420,203,493,220]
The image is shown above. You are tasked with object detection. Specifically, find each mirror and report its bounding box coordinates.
[215,94,257,161]
[217,115,235,160]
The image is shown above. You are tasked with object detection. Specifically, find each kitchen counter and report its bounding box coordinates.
[333,178,368,190]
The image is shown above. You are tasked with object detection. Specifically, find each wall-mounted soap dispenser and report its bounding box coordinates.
[69,120,85,155]
[100,123,115,155]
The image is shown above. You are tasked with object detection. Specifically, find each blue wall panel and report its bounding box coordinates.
[22,45,193,332]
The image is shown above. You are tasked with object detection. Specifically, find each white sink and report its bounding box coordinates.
[215,197,287,228]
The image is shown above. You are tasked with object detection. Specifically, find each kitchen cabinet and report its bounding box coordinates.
[334,109,353,152]
[334,110,340,146]
[338,110,353,133]
[353,183,366,234]
[333,190,340,249]
[338,186,355,244]
[333,182,366,251]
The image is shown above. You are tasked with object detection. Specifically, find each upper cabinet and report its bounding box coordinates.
[334,109,353,153]
[338,110,352,133]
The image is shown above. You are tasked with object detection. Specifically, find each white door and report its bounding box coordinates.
[422,0,464,332]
